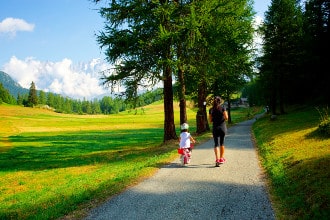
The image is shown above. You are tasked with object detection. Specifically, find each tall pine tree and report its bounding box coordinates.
[27,81,38,107]
[259,0,303,114]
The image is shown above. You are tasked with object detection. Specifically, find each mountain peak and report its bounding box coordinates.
[0,71,29,97]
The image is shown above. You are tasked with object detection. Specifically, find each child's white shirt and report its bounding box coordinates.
[179,132,191,149]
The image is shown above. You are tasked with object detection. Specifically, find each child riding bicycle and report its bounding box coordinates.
[178,123,196,165]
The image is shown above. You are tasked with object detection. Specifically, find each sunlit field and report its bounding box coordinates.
[253,106,330,219]
[5,102,326,219]
[0,101,171,220]
[0,101,260,219]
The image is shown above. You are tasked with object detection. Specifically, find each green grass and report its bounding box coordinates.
[252,106,330,219]
[0,102,258,220]
[230,105,263,123]
[6,102,329,219]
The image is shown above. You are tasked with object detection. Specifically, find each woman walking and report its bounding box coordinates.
[209,96,228,167]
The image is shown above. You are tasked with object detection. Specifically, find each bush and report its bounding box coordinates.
[319,120,330,136]
[316,106,330,136]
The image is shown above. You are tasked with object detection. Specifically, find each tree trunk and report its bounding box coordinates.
[270,72,277,115]
[178,64,187,125]
[160,1,176,142]
[225,93,232,124]
[279,68,285,114]
[196,80,209,133]
[163,65,177,141]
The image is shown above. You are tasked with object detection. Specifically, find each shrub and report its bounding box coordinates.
[316,106,330,136]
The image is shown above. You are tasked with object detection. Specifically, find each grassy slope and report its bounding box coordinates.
[0,102,182,219]
[253,106,330,219]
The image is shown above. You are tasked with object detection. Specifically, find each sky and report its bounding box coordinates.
[0,0,271,100]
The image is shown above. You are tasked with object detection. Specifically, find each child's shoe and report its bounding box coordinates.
[219,158,226,164]
[215,159,220,167]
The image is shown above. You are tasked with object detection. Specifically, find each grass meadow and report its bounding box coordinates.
[0,102,260,220]
[3,102,328,219]
[253,106,330,219]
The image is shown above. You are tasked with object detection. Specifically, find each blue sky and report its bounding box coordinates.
[0,0,271,100]
[0,0,105,65]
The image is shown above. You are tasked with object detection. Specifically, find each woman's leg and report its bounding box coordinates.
[219,131,226,163]
[213,133,220,161]
[220,145,225,158]
[214,146,220,161]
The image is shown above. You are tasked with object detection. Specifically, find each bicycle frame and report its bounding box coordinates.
[177,148,191,165]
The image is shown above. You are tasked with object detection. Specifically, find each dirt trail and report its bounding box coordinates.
[84,115,275,220]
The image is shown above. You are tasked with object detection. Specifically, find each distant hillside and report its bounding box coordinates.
[0,71,29,97]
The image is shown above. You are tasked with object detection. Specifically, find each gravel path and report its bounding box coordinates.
[84,116,276,220]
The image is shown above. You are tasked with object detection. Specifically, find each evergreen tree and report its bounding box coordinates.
[72,99,83,114]
[63,98,73,113]
[94,0,178,141]
[38,90,47,105]
[82,99,92,114]
[259,0,303,114]
[91,98,101,114]
[0,83,16,104]
[94,0,255,136]
[17,93,23,105]
[47,93,55,108]
[207,0,255,124]
[27,81,38,107]
[303,0,330,104]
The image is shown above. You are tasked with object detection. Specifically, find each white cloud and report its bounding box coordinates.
[3,56,113,100]
[254,15,264,27]
[252,15,264,54]
[0,17,35,37]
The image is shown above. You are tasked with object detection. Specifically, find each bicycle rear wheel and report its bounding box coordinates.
[180,155,185,165]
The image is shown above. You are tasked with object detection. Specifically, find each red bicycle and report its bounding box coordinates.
[177,144,193,165]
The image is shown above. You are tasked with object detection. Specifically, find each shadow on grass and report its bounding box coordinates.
[0,128,165,172]
[274,155,330,219]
